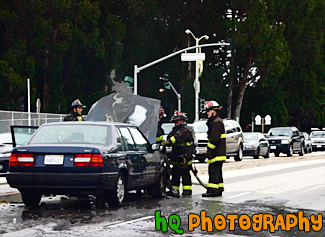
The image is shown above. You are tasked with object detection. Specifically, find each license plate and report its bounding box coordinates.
[270,146,277,149]
[317,145,321,148]
[44,155,64,165]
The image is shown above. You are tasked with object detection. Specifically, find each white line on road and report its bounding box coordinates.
[226,192,250,199]
[104,216,155,228]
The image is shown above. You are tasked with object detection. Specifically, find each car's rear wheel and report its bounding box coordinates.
[253,147,260,159]
[151,167,167,198]
[234,145,243,162]
[263,148,270,158]
[107,173,126,207]
[275,151,280,157]
[20,189,42,207]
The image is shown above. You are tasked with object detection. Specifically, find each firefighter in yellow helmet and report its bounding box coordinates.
[64,99,86,121]
[202,101,226,197]
[161,111,195,197]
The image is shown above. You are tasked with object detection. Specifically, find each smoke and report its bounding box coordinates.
[109,69,133,94]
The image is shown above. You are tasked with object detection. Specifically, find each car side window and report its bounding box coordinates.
[129,127,148,151]
[116,128,124,151]
[119,127,136,151]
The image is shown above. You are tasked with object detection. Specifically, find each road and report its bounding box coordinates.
[0,152,324,236]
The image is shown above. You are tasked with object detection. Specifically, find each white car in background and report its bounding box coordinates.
[310,130,325,151]
[189,119,244,162]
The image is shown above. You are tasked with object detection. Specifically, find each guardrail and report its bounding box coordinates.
[0,110,66,133]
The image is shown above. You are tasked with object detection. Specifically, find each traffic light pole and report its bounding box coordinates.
[133,43,229,95]
[167,82,181,111]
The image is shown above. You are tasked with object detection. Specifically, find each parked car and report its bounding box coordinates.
[243,132,270,159]
[310,130,325,151]
[6,122,168,207]
[0,126,38,173]
[301,132,313,153]
[188,119,244,162]
[266,127,304,157]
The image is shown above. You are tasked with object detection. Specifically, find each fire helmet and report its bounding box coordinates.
[71,99,86,109]
[204,100,222,112]
[170,111,188,122]
[159,106,167,118]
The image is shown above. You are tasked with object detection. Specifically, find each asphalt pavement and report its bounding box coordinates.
[0,152,324,202]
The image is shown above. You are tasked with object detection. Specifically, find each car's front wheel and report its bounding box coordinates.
[253,147,260,159]
[263,148,270,158]
[151,167,167,198]
[20,189,42,207]
[287,145,293,157]
[234,145,243,162]
[107,173,126,207]
[298,145,304,156]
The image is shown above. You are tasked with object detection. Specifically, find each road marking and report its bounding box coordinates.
[104,216,154,227]
[226,192,250,199]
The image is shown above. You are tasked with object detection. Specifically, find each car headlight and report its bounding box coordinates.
[281,140,290,144]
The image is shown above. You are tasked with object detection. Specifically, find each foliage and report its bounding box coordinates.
[0,0,323,131]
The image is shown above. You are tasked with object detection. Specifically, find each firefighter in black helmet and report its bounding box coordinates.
[202,101,226,197]
[161,111,194,197]
[64,99,86,121]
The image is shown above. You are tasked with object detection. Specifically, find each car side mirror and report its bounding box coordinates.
[151,143,160,151]
[226,129,233,134]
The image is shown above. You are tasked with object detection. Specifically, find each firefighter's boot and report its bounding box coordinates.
[166,187,180,197]
[202,188,222,197]
[182,190,192,196]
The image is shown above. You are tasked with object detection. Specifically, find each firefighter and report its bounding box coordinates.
[156,106,166,144]
[202,101,226,197]
[64,99,86,121]
[161,111,194,197]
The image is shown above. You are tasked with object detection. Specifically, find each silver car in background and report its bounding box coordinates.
[243,132,270,159]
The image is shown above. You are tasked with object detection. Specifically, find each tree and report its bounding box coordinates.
[221,0,290,121]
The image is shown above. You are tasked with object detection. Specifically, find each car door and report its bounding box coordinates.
[291,129,301,151]
[118,127,144,188]
[259,135,268,155]
[128,127,156,185]
[224,121,235,153]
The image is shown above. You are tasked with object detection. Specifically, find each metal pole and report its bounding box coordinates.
[133,42,229,95]
[27,78,31,126]
[134,65,138,95]
[168,82,181,111]
[195,39,199,121]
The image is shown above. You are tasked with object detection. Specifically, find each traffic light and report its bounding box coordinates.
[159,73,171,90]
[245,124,252,131]
[199,98,206,112]
[124,76,134,89]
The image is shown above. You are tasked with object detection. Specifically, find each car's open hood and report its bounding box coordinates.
[86,93,160,144]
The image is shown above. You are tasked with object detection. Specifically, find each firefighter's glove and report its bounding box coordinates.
[161,140,170,146]
[192,169,198,176]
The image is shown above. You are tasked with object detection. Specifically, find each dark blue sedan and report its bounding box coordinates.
[6,122,168,207]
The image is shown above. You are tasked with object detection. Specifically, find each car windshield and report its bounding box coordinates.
[310,132,325,138]
[29,124,109,145]
[244,133,259,141]
[267,129,291,137]
[190,123,208,133]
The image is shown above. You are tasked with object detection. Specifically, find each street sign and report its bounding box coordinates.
[181,53,206,61]
[255,115,262,125]
[265,115,271,125]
